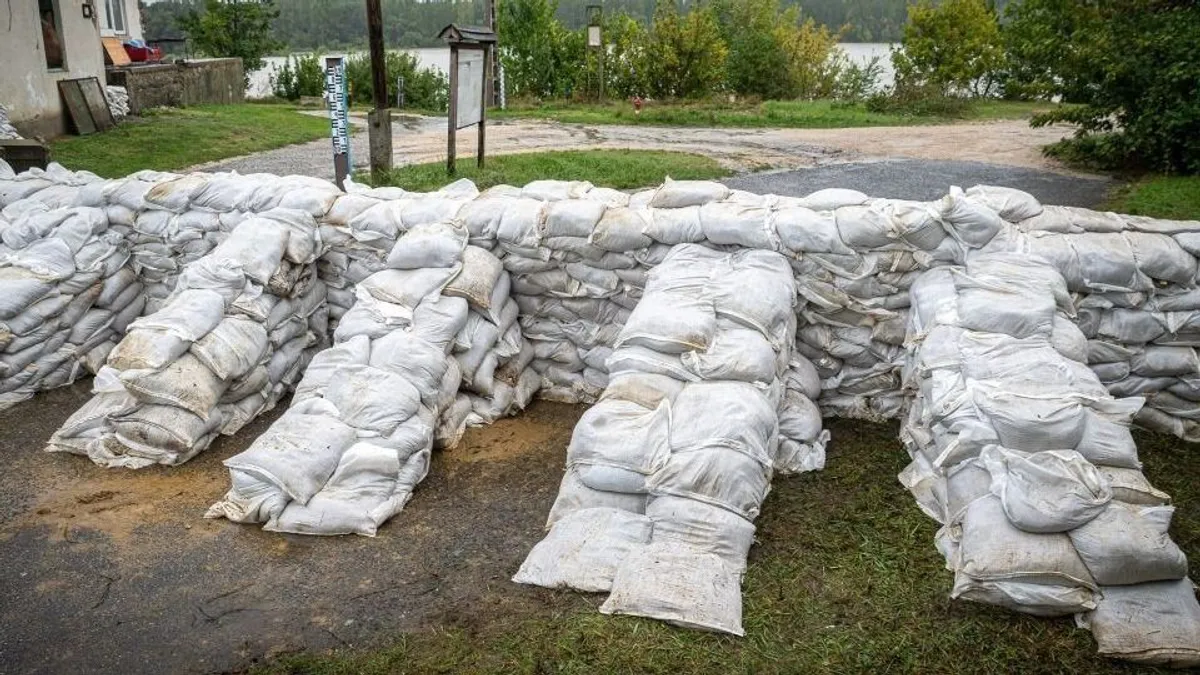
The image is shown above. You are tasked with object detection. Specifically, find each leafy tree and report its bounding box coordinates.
[344,52,449,111]
[643,0,727,99]
[1000,0,1101,101]
[269,53,324,99]
[498,0,585,99]
[179,0,284,86]
[1032,0,1200,173]
[892,0,1004,97]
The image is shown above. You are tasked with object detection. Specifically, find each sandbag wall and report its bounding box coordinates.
[901,252,1199,666]
[205,225,536,535]
[46,211,327,468]
[514,245,824,635]
[0,161,343,408]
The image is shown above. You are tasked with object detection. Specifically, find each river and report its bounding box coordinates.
[247,43,895,100]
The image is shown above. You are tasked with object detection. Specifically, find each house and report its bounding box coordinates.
[1,0,144,138]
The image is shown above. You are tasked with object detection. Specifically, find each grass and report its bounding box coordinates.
[49,104,330,178]
[489,98,1055,129]
[368,150,729,192]
[253,418,1197,675]
[1104,175,1200,221]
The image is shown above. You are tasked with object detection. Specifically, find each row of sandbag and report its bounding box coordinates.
[515,245,824,636]
[205,227,536,535]
[900,252,1200,667]
[46,210,327,468]
[0,201,137,409]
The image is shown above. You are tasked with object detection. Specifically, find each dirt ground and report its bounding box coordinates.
[0,380,591,675]
[196,114,1085,180]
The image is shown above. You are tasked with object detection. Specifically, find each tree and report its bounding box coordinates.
[1031,0,1200,173]
[643,0,727,99]
[891,0,1004,97]
[179,0,284,86]
[714,0,843,100]
[1000,0,1101,101]
[498,0,585,99]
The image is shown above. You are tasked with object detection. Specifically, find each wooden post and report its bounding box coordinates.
[478,46,491,168]
[365,0,392,175]
[447,46,459,175]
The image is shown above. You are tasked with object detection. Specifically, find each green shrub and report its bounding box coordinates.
[269,53,324,100]
[892,0,1004,97]
[865,82,972,118]
[643,0,728,99]
[343,52,449,112]
[498,0,585,99]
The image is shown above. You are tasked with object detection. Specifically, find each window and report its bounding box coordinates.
[101,0,126,35]
[39,0,64,69]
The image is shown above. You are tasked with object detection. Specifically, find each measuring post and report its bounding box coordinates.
[439,24,497,174]
[324,56,351,190]
[587,5,603,101]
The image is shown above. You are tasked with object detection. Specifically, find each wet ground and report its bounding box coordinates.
[0,381,587,675]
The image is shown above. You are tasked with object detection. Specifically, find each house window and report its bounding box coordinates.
[39,0,65,69]
[101,0,126,35]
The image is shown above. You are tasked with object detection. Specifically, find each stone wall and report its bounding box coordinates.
[106,59,245,114]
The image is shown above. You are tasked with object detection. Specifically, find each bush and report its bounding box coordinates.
[865,82,972,118]
[999,0,1101,101]
[498,0,585,99]
[832,55,884,102]
[1028,0,1200,174]
[643,0,728,99]
[269,53,324,100]
[344,52,449,112]
[178,0,283,88]
[713,0,844,100]
[892,0,1004,97]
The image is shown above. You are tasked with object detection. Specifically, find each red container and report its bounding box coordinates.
[122,43,162,63]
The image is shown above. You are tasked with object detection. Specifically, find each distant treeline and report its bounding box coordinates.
[142,0,1014,49]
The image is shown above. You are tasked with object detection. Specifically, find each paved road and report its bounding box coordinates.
[724,159,1112,208]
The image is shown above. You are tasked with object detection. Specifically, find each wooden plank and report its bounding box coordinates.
[58,80,97,135]
[478,46,490,168]
[447,47,459,174]
[102,37,131,66]
[78,78,115,131]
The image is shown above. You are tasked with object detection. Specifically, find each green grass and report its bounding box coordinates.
[49,104,330,178]
[489,99,1054,129]
[253,418,1198,675]
[1105,175,1200,221]
[368,150,729,192]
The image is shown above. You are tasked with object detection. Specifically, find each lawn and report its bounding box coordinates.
[368,150,729,192]
[256,418,1197,675]
[489,98,1055,129]
[1105,175,1200,221]
[49,104,329,178]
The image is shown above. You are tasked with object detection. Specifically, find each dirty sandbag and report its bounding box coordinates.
[670,381,776,460]
[647,445,771,520]
[369,330,449,404]
[208,218,290,285]
[496,198,547,248]
[567,398,671,493]
[0,267,56,320]
[979,446,1111,533]
[387,221,468,269]
[699,202,776,250]
[1123,231,1196,285]
[796,187,868,211]
[708,250,795,345]
[617,285,716,354]
[649,178,730,209]
[965,185,1043,222]
[645,493,757,573]
[443,246,503,310]
[293,336,372,401]
[172,257,246,303]
[268,441,430,537]
[681,320,778,384]
[120,354,227,416]
[545,199,606,238]
[128,288,226,343]
[545,467,647,526]
[48,389,138,450]
[323,364,422,436]
[1079,579,1200,667]
[591,207,652,252]
[772,207,853,256]
[644,206,704,245]
[357,266,460,310]
[600,541,745,636]
[411,295,470,352]
[107,327,190,371]
[435,394,473,449]
[938,186,1004,247]
[514,507,653,592]
[190,316,270,380]
[777,389,823,444]
[108,403,223,466]
[7,237,76,281]
[955,496,1097,589]
[522,179,593,202]
[1067,502,1188,586]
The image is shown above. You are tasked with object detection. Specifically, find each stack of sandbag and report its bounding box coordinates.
[901,251,1200,666]
[317,178,480,328]
[0,105,20,140]
[45,210,326,468]
[0,201,134,408]
[0,161,105,211]
[102,171,341,315]
[104,86,130,120]
[205,221,533,536]
[515,245,820,636]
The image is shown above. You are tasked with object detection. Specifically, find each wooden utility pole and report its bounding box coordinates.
[365,0,393,177]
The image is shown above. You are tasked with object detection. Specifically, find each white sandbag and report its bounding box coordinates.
[443,246,504,309]
[591,208,652,252]
[772,207,853,255]
[979,446,1111,533]
[649,179,730,208]
[644,494,757,573]
[127,288,226,343]
[567,398,671,492]
[545,199,606,238]
[938,186,1003,247]
[680,321,777,384]
[119,354,226,417]
[1079,579,1200,667]
[798,188,868,211]
[1067,502,1188,586]
[545,467,648,526]
[600,542,745,636]
[190,316,270,380]
[965,185,1043,222]
[699,202,776,249]
[647,445,771,520]
[323,364,422,436]
[954,496,1096,589]
[514,507,653,592]
[386,221,467,269]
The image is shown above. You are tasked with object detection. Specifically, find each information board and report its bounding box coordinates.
[456,49,485,129]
